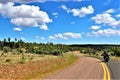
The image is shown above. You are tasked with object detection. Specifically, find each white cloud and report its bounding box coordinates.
[52,12,58,18]
[105,9,115,13]
[92,13,120,28]
[63,32,81,38]
[52,12,58,15]
[61,5,94,17]
[90,25,101,30]
[54,33,68,39]
[116,14,120,17]
[0,0,34,3]
[40,24,48,30]
[49,32,81,40]
[61,5,70,13]
[13,27,22,31]
[71,5,94,17]
[88,29,120,37]
[49,36,56,40]
[0,2,52,30]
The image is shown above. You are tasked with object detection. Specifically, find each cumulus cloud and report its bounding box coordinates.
[54,33,68,39]
[62,5,94,17]
[49,36,56,40]
[52,12,58,15]
[90,25,101,30]
[88,29,120,37]
[40,24,48,30]
[36,36,45,40]
[49,32,81,40]
[13,27,22,31]
[0,2,52,30]
[52,12,58,18]
[104,9,115,13]
[61,5,70,13]
[71,5,94,17]
[91,13,120,28]
[63,32,81,38]
[0,0,34,3]
[116,14,120,17]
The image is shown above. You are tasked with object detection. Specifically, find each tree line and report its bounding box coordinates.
[0,38,120,57]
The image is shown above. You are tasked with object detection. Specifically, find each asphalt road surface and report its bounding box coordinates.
[106,58,120,79]
[44,51,120,80]
[45,52,104,79]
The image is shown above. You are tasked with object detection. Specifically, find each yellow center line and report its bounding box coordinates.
[103,62,111,80]
[101,63,107,80]
[96,59,111,80]
[101,62,111,80]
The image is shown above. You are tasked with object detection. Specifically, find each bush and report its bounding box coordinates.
[113,48,120,57]
[18,60,25,64]
[17,49,23,53]
[3,47,10,53]
[36,50,44,54]
[5,58,11,62]
[50,50,61,56]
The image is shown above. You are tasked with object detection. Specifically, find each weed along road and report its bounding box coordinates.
[44,52,111,79]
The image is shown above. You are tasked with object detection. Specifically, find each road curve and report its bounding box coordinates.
[44,52,104,79]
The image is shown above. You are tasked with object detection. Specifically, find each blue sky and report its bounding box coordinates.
[0,0,120,44]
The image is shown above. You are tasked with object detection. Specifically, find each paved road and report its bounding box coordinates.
[106,59,120,79]
[97,56,120,80]
[44,52,120,80]
[45,52,104,79]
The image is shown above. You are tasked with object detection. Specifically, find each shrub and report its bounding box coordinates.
[50,50,61,56]
[17,49,23,53]
[18,60,25,64]
[36,50,44,54]
[5,58,11,62]
[3,47,10,53]
[12,52,16,54]
[113,49,120,57]
[44,51,49,54]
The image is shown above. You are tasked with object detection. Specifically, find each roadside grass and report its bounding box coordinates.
[109,56,120,61]
[0,51,58,65]
[0,52,78,79]
[83,52,120,61]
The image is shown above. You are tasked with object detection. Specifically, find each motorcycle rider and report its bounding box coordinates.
[103,51,109,62]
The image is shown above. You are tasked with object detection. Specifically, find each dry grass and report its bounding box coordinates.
[0,52,58,64]
[0,52,77,79]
